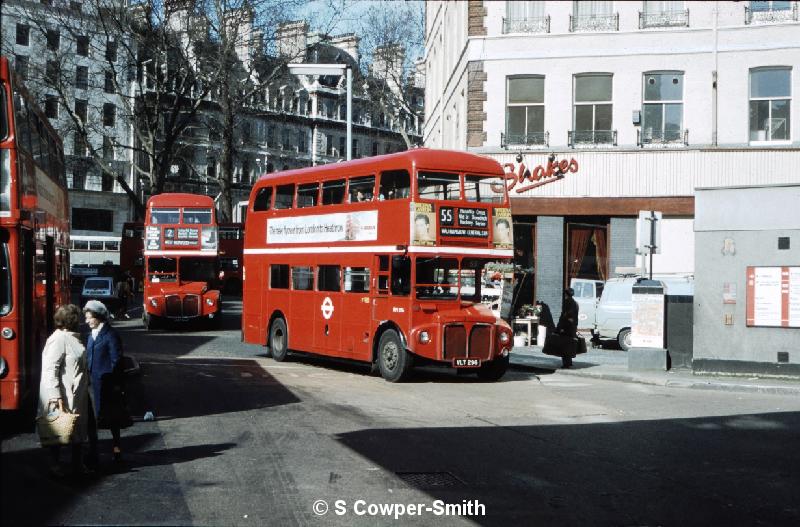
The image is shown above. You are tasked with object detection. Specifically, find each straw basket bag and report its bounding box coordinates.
[37,404,79,446]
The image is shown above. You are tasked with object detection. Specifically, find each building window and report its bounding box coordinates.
[105,40,117,62]
[14,55,28,80]
[16,24,29,46]
[281,128,291,150]
[746,1,799,24]
[298,130,307,153]
[76,35,89,56]
[71,2,83,12]
[102,104,115,127]
[571,1,619,32]
[46,30,60,51]
[352,138,359,158]
[75,66,88,90]
[642,71,684,144]
[372,141,379,156]
[75,99,87,123]
[72,208,114,232]
[45,61,59,85]
[104,71,114,93]
[503,1,549,34]
[72,133,87,157]
[267,125,275,147]
[640,1,689,28]
[325,133,334,156]
[571,73,614,145]
[103,136,115,160]
[339,136,346,157]
[45,96,58,119]
[750,67,791,142]
[505,75,546,146]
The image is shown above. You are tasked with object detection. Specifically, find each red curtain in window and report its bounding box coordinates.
[593,227,608,281]
[567,226,592,280]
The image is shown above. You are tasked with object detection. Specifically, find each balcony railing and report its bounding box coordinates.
[569,13,619,32]
[637,129,689,146]
[502,16,550,34]
[639,9,690,28]
[745,3,798,24]
[501,131,549,148]
[568,130,617,147]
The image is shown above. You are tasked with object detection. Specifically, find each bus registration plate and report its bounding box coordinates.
[453,358,481,368]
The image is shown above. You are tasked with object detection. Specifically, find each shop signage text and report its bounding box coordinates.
[503,157,580,193]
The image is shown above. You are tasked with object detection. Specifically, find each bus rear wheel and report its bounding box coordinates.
[476,355,509,382]
[377,329,412,382]
[270,318,289,362]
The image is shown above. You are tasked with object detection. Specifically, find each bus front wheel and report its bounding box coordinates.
[143,312,160,330]
[377,330,412,382]
[477,355,509,382]
[270,318,289,362]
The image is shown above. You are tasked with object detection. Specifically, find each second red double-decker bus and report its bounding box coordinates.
[120,221,144,292]
[242,149,515,382]
[142,193,221,329]
[1,56,71,412]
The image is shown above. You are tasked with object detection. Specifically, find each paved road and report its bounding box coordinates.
[3,298,800,526]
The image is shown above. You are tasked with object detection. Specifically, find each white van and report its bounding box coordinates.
[580,275,693,351]
[569,278,604,331]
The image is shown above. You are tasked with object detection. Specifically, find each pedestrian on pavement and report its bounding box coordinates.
[557,288,579,368]
[83,300,131,466]
[38,304,90,478]
[114,274,131,319]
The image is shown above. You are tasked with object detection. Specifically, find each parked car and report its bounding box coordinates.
[575,275,693,351]
[79,276,118,312]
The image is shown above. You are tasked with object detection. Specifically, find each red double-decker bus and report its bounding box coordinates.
[142,194,221,329]
[0,56,70,411]
[242,149,515,382]
[120,221,144,292]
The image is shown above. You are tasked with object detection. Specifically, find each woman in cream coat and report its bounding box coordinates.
[38,304,89,476]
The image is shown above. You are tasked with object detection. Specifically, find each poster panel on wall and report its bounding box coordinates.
[746,266,800,327]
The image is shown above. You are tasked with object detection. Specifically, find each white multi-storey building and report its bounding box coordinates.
[425,0,800,317]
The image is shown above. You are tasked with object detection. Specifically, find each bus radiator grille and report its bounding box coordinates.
[165,295,182,317]
[469,325,493,360]
[443,324,467,359]
[183,295,200,317]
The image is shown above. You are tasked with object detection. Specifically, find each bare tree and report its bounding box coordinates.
[357,2,425,148]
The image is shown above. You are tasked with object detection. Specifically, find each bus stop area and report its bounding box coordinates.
[510,343,800,396]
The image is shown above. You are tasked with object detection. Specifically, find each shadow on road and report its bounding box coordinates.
[336,411,800,526]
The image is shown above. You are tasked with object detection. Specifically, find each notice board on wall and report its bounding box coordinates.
[746,266,800,327]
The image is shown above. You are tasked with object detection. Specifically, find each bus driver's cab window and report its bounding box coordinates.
[391,255,410,296]
[379,170,410,200]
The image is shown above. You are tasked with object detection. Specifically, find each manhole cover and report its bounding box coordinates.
[395,472,464,488]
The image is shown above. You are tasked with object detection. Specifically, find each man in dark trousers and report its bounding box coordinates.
[557,287,579,368]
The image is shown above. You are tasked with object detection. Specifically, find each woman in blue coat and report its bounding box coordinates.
[83,300,130,463]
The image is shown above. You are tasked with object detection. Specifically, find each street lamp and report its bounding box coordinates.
[288,63,352,161]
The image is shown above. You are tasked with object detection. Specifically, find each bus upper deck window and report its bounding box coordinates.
[417,172,460,200]
[379,170,410,200]
[322,179,346,205]
[297,183,319,208]
[349,176,375,202]
[253,187,273,211]
[183,208,212,224]
[465,174,505,203]
[151,208,180,224]
[275,184,295,209]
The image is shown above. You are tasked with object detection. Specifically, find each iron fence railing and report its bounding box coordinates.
[637,129,689,146]
[639,9,690,28]
[569,13,619,32]
[745,3,798,24]
[502,15,551,34]
[568,130,617,147]
[501,131,549,148]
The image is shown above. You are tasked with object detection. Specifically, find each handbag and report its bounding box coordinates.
[37,403,79,446]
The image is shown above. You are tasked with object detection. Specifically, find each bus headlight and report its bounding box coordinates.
[2,327,15,339]
[149,298,158,307]
[419,331,430,344]
[206,298,214,306]
[499,331,510,344]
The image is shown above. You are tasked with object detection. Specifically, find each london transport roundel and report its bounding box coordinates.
[321,297,334,320]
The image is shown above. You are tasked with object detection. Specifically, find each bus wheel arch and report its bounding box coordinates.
[374,323,412,382]
[268,312,288,361]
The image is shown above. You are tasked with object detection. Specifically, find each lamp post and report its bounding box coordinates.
[288,63,352,161]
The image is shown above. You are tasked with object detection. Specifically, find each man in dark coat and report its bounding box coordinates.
[557,288,580,368]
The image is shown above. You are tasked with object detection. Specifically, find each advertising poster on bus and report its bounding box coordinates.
[412,202,436,246]
[266,211,378,244]
[493,208,513,249]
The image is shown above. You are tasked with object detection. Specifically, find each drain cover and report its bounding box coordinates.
[395,472,464,488]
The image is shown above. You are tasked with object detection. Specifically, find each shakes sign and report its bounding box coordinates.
[503,156,580,193]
